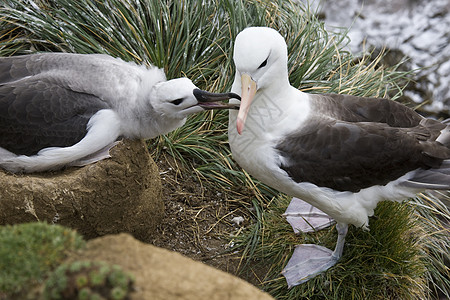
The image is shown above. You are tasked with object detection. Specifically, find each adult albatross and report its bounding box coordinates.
[228,27,450,288]
[0,53,239,173]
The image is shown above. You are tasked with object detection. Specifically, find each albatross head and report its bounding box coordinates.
[233,27,289,134]
[151,78,240,120]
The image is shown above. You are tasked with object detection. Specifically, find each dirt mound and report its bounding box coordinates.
[67,233,274,300]
[0,139,163,240]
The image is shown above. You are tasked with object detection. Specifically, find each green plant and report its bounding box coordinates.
[0,222,85,294]
[43,260,135,300]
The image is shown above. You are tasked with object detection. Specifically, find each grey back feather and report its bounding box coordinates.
[0,53,165,155]
[276,93,450,192]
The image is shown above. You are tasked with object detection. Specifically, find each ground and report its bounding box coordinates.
[149,152,261,284]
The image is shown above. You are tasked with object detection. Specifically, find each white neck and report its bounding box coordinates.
[231,76,309,135]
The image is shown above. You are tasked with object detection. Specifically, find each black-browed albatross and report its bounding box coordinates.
[0,53,239,173]
[228,27,450,288]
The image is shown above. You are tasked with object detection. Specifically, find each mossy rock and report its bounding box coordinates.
[43,260,135,300]
[0,222,85,296]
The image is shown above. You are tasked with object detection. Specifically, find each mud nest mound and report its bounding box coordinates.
[0,139,163,240]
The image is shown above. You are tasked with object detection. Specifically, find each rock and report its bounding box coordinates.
[312,0,450,112]
[0,139,163,240]
[66,233,274,300]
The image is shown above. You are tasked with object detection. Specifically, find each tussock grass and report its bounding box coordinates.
[1,0,448,298]
[235,195,448,300]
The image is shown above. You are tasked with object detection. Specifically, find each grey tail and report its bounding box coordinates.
[436,125,450,147]
[401,160,450,190]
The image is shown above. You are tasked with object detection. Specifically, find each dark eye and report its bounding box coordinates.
[171,98,184,105]
[258,58,268,69]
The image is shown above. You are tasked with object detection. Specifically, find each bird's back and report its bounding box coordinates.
[276,93,450,192]
[0,53,164,155]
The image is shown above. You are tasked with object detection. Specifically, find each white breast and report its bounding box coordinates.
[228,87,310,188]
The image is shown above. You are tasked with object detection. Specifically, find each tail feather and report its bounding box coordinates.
[408,124,450,190]
[401,163,450,190]
[401,180,450,190]
[439,160,450,168]
[436,125,450,146]
[442,118,450,125]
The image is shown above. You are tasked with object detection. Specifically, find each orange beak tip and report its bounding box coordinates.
[236,117,244,135]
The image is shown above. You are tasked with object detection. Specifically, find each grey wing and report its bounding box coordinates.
[0,53,120,84]
[0,77,109,156]
[275,117,449,192]
[0,54,118,156]
[312,94,424,127]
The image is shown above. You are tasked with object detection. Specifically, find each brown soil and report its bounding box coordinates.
[148,152,263,285]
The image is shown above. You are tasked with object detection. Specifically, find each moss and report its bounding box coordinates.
[0,222,85,295]
[42,260,135,300]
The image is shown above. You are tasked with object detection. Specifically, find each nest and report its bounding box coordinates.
[0,139,163,240]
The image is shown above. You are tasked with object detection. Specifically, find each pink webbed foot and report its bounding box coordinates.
[283,197,335,233]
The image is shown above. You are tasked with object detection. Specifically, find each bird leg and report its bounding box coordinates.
[283,197,335,233]
[281,223,348,288]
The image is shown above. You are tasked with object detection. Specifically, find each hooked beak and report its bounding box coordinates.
[236,73,257,135]
[193,89,241,110]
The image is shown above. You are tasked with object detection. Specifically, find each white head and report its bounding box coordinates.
[150,77,240,121]
[151,78,205,120]
[233,27,289,134]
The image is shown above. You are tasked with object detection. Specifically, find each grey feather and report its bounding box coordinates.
[276,94,450,192]
[401,165,450,190]
[0,53,165,156]
[0,77,108,155]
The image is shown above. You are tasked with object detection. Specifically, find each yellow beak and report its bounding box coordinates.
[236,73,257,134]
